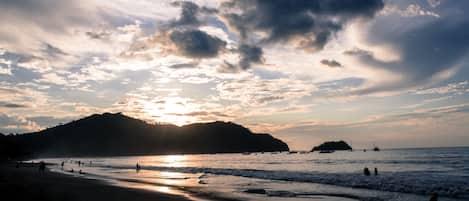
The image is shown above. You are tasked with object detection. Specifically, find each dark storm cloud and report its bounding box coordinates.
[169,29,226,58]
[238,44,264,69]
[222,0,384,51]
[320,59,342,68]
[170,1,218,27]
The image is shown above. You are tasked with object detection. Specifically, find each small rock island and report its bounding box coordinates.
[311,140,353,152]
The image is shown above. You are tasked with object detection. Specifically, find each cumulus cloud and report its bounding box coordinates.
[221,0,384,51]
[320,59,342,68]
[170,1,218,27]
[238,44,264,69]
[168,29,227,58]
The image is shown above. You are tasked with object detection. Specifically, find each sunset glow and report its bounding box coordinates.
[1,0,469,150]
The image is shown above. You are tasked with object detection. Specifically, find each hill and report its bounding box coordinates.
[311,140,352,151]
[4,113,289,158]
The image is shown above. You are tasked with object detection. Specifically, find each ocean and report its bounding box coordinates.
[40,147,469,201]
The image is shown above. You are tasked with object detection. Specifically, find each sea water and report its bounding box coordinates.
[41,147,469,201]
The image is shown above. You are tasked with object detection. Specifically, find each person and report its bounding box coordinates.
[78,161,81,166]
[61,161,64,169]
[39,161,46,173]
[429,192,438,201]
[136,163,141,172]
[374,167,378,176]
[364,167,370,176]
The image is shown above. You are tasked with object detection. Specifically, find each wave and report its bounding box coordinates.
[99,165,469,199]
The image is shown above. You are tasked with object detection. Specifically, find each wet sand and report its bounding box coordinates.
[0,161,191,201]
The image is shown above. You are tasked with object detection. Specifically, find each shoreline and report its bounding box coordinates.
[0,161,192,201]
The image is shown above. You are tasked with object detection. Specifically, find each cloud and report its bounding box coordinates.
[221,0,384,51]
[343,47,373,56]
[380,4,440,18]
[411,81,469,95]
[216,76,315,106]
[168,29,227,58]
[238,44,264,69]
[346,2,469,96]
[168,62,198,69]
[320,59,342,68]
[0,113,42,134]
[0,102,27,108]
[170,1,218,27]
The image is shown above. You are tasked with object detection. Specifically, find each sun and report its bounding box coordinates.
[143,97,197,126]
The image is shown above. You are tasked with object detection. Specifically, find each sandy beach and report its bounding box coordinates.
[0,162,191,201]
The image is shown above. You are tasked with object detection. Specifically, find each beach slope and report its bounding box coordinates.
[0,162,190,201]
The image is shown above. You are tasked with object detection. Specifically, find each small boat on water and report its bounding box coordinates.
[319,150,335,154]
[373,146,380,151]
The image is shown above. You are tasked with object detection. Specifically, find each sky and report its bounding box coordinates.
[1,0,469,150]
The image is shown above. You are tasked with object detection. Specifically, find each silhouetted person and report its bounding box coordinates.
[429,192,438,201]
[70,168,74,173]
[364,167,370,176]
[61,161,64,169]
[39,161,46,173]
[78,161,81,166]
[136,163,141,172]
[79,169,83,174]
[374,167,378,176]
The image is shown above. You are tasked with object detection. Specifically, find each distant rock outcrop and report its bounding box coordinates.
[6,113,289,157]
[311,141,352,152]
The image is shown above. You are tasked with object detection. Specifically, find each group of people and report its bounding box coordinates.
[60,160,89,175]
[363,167,378,176]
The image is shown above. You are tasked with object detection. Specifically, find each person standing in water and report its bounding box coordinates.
[363,167,370,176]
[136,163,141,172]
[429,192,438,201]
[374,167,378,176]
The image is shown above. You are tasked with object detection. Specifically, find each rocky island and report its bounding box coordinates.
[311,140,353,152]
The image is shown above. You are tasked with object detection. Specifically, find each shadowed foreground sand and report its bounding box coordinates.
[0,162,190,201]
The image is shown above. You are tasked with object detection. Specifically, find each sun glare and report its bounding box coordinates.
[143,97,198,126]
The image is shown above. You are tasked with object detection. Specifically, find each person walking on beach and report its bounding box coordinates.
[374,167,378,176]
[364,167,370,176]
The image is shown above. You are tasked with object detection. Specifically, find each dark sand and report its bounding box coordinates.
[0,162,191,201]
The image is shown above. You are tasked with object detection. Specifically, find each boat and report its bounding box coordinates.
[373,146,380,151]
